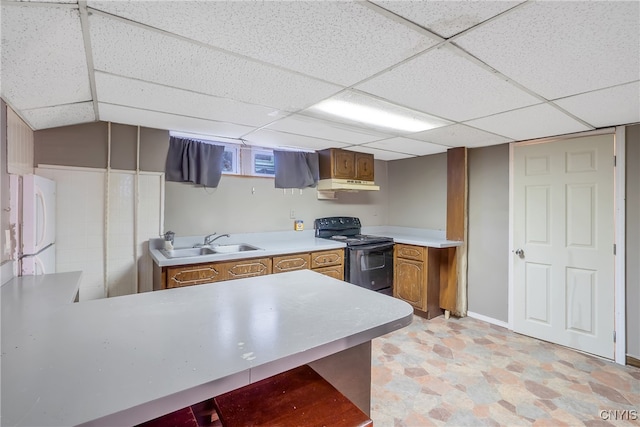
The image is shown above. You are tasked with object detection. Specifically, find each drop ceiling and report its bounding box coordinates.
[1,0,638,161]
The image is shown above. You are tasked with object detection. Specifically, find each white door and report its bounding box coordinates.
[513,134,615,359]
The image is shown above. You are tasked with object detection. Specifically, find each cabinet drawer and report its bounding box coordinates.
[311,249,344,269]
[273,253,311,273]
[313,265,344,281]
[167,263,225,288]
[395,244,426,261]
[223,258,272,280]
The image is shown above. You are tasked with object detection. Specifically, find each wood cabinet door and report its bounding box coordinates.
[393,258,426,310]
[273,253,311,273]
[332,150,355,179]
[355,153,374,181]
[166,263,225,288]
[313,265,344,281]
[311,249,344,269]
[224,258,272,280]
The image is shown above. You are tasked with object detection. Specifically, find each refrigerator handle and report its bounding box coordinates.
[35,187,47,249]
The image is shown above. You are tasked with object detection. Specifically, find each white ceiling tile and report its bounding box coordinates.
[88,14,341,112]
[346,145,415,161]
[87,1,437,86]
[464,104,592,142]
[554,82,640,129]
[98,103,254,139]
[410,124,513,148]
[371,1,523,38]
[265,114,392,145]
[363,137,448,157]
[94,72,286,128]
[243,129,349,152]
[1,3,91,109]
[455,1,640,99]
[356,47,540,122]
[21,102,96,130]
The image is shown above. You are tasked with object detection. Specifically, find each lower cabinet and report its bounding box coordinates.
[224,258,272,280]
[312,265,344,280]
[157,249,343,290]
[393,244,443,319]
[311,249,344,279]
[273,253,311,273]
[166,263,226,288]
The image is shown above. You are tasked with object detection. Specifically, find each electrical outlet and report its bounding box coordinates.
[289,209,295,219]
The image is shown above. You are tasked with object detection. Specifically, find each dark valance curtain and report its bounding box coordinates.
[273,151,319,189]
[165,136,225,187]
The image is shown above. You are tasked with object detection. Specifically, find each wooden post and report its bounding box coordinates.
[442,147,468,316]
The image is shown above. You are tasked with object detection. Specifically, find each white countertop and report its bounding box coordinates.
[150,230,346,267]
[150,227,461,268]
[363,226,462,248]
[1,270,413,427]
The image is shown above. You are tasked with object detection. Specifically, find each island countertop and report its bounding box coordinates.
[1,270,413,427]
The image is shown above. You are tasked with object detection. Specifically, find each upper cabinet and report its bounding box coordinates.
[354,152,374,181]
[318,148,374,182]
[317,148,379,193]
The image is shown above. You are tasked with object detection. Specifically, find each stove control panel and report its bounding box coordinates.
[315,217,361,230]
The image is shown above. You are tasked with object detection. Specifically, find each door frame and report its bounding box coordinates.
[508,127,626,365]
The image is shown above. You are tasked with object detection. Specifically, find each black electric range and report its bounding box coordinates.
[315,217,394,295]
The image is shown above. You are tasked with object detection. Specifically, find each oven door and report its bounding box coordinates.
[346,242,394,294]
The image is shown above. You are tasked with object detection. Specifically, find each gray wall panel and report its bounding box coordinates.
[110,123,137,171]
[386,153,447,230]
[34,122,107,169]
[626,124,640,359]
[467,144,509,322]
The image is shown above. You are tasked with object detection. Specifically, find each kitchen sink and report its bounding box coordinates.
[212,244,262,253]
[162,247,216,258]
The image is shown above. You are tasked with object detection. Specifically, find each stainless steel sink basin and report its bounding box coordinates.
[162,247,216,258]
[212,244,261,253]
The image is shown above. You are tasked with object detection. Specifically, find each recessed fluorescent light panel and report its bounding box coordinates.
[306,91,451,134]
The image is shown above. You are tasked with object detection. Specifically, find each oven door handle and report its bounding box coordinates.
[354,242,395,252]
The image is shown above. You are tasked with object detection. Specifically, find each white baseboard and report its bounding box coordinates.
[467,311,509,329]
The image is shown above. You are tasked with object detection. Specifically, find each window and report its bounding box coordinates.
[222,146,239,174]
[168,132,277,178]
[251,149,275,176]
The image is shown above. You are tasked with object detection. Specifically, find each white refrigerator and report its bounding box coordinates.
[19,175,56,275]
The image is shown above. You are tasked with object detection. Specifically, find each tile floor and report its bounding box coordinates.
[371,315,639,427]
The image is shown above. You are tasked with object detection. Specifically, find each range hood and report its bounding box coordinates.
[317,178,380,191]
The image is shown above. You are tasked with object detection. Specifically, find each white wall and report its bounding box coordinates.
[164,160,390,235]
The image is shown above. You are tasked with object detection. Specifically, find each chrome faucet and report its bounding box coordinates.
[207,234,230,245]
[195,233,231,248]
[203,233,218,245]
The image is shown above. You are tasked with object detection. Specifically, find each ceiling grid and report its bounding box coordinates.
[0,0,637,160]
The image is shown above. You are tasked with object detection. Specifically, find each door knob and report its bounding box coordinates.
[514,248,524,258]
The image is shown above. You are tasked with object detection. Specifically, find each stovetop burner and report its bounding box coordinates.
[316,217,393,246]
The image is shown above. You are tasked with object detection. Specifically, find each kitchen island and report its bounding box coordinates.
[1,269,413,427]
